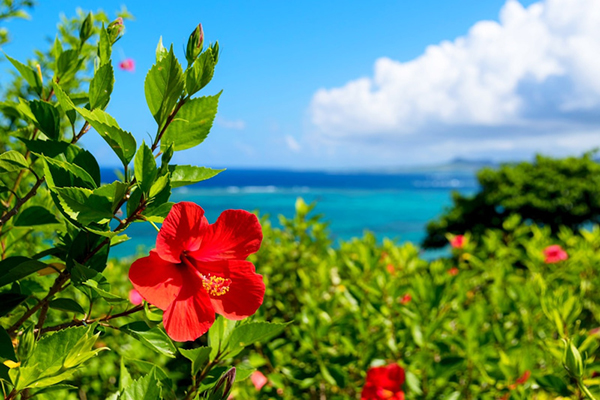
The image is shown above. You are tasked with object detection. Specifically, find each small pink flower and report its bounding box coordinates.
[129,289,144,305]
[400,294,411,305]
[119,58,135,72]
[543,245,568,264]
[589,327,600,336]
[449,235,465,249]
[448,267,459,276]
[251,371,268,391]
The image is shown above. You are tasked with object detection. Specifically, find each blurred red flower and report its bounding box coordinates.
[509,370,530,389]
[361,364,405,400]
[448,267,459,276]
[251,370,268,391]
[449,234,465,249]
[129,202,264,342]
[400,294,412,305]
[119,58,135,72]
[543,245,568,263]
[128,289,143,305]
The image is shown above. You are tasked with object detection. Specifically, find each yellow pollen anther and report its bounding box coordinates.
[201,275,231,297]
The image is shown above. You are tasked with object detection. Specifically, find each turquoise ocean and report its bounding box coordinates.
[106,169,478,259]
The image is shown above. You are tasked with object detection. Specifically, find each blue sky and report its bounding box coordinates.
[4,0,600,169]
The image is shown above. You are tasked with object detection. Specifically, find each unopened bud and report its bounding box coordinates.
[208,367,236,400]
[211,41,220,65]
[185,23,204,65]
[17,325,36,361]
[107,17,124,44]
[80,13,94,43]
[563,339,584,379]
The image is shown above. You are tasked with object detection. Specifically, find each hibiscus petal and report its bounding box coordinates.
[129,250,183,310]
[197,260,265,320]
[163,268,215,342]
[157,202,209,263]
[189,209,262,262]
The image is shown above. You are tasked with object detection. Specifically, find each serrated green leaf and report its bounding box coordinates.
[180,347,211,376]
[120,372,161,400]
[148,173,169,199]
[141,201,173,223]
[29,384,78,397]
[169,165,224,188]
[0,257,47,287]
[144,46,184,128]
[0,326,16,362]
[30,100,60,140]
[185,49,215,96]
[42,156,97,190]
[76,107,136,166]
[14,206,59,227]
[120,321,177,358]
[56,49,80,84]
[66,146,101,187]
[49,298,85,314]
[20,138,70,157]
[98,26,111,66]
[156,37,167,62]
[5,54,42,96]
[225,322,288,358]
[53,187,114,225]
[89,63,114,110]
[208,317,237,361]
[52,81,77,125]
[134,141,157,195]
[161,93,220,152]
[0,150,28,173]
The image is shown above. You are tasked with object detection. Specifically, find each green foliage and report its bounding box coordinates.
[423,153,600,248]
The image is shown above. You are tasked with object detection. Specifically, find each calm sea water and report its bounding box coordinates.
[107,169,478,259]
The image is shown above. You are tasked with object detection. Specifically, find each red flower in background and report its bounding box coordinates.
[449,234,465,249]
[361,364,405,400]
[400,294,412,305]
[251,370,268,391]
[448,267,459,276]
[119,58,135,72]
[509,370,531,389]
[543,245,568,264]
[129,289,143,305]
[129,202,264,342]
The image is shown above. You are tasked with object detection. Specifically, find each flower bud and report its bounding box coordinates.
[563,339,584,379]
[208,367,236,400]
[107,17,124,44]
[186,24,204,65]
[211,41,220,65]
[79,12,94,43]
[17,325,36,362]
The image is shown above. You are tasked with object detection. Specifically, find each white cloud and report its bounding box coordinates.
[309,0,600,149]
[284,135,302,152]
[216,117,246,130]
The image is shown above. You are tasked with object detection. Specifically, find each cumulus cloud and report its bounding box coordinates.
[310,0,600,149]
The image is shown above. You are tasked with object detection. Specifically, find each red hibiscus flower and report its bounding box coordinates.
[119,58,135,72]
[400,294,412,305]
[449,234,465,249]
[129,202,264,342]
[361,364,405,400]
[509,370,530,389]
[251,370,268,391]
[448,267,459,276]
[543,245,568,264]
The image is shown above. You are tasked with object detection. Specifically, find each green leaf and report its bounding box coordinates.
[52,81,77,125]
[42,156,97,189]
[168,165,224,188]
[148,173,169,199]
[71,262,109,297]
[89,63,114,110]
[155,36,167,62]
[180,346,211,376]
[0,150,29,173]
[0,326,16,362]
[141,202,173,223]
[30,100,60,140]
[225,322,288,358]
[110,234,130,247]
[98,26,112,66]
[0,257,47,287]
[56,49,80,84]
[161,93,220,152]
[20,138,70,158]
[66,146,102,187]
[144,45,184,128]
[49,298,85,314]
[76,107,136,166]
[12,326,104,390]
[0,292,28,317]
[14,206,59,227]
[5,54,42,96]
[29,384,78,397]
[134,141,157,195]
[120,372,161,400]
[119,358,133,391]
[208,317,237,361]
[68,233,109,273]
[53,187,114,225]
[120,321,177,358]
[81,279,126,303]
[185,49,215,96]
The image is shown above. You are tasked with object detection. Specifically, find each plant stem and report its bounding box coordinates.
[39,304,144,335]
[579,380,598,400]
